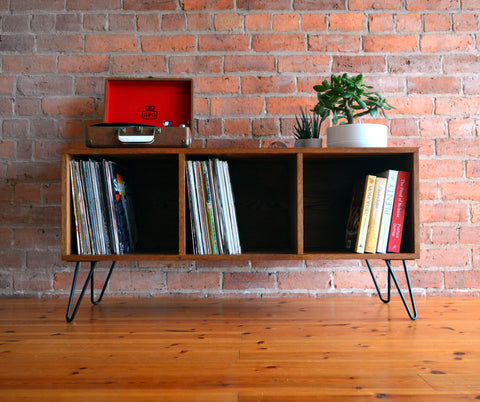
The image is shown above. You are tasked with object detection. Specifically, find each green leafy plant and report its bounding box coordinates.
[294,106,324,139]
[312,73,394,125]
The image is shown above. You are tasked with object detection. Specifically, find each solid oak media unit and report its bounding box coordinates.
[62,147,419,321]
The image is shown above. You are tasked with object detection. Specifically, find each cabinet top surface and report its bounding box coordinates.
[64,147,418,156]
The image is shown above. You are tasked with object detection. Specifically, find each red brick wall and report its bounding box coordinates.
[1,1,479,298]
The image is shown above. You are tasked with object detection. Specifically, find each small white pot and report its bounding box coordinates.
[327,123,388,148]
[294,138,323,148]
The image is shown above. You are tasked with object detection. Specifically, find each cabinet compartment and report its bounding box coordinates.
[303,152,417,255]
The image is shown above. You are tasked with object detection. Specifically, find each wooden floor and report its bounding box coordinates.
[0,297,479,401]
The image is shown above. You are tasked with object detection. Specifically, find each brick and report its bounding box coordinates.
[0,140,16,159]
[266,96,314,115]
[278,55,330,72]
[168,272,219,290]
[37,34,84,52]
[444,55,480,74]
[389,96,433,116]
[112,55,167,74]
[12,0,64,11]
[252,118,280,137]
[224,118,250,137]
[75,77,105,96]
[463,77,480,95]
[308,34,360,52]
[42,97,95,117]
[187,13,214,30]
[349,0,401,9]
[332,56,386,73]
[406,0,458,10]
[198,34,249,51]
[85,34,138,52]
[294,0,345,10]
[278,271,330,290]
[237,0,290,9]
[244,13,270,30]
[364,34,417,52]
[445,270,480,289]
[225,55,275,72]
[214,13,242,31]
[421,203,469,223]
[67,0,121,10]
[0,34,34,52]
[58,56,109,73]
[0,98,14,117]
[334,271,384,290]
[17,76,73,97]
[195,76,239,94]
[364,76,405,94]
[0,250,25,268]
[432,227,458,245]
[0,228,13,247]
[223,272,275,290]
[448,118,476,137]
[0,76,15,95]
[109,270,166,291]
[83,14,107,31]
[3,56,56,74]
[441,182,480,201]
[368,14,394,32]
[252,33,305,52]
[14,183,41,203]
[197,118,222,137]
[328,13,364,31]
[408,77,460,95]
[142,35,195,52]
[467,161,480,178]
[3,15,29,32]
[419,117,446,137]
[56,13,82,31]
[30,14,55,32]
[137,14,160,31]
[211,96,263,116]
[424,13,451,32]
[124,0,175,10]
[453,13,479,31]
[301,13,327,31]
[388,55,442,74]
[419,160,463,179]
[418,249,470,269]
[460,227,480,245]
[419,182,438,201]
[162,14,186,30]
[109,14,136,31]
[241,76,295,94]
[463,0,480,9]
[436,97,480,117]
[396,14,422,32]
[389,118,417,137]
[420,34,474,53]
[14,270,51,292]
[182,0,234,10]
[473,204,480,223]
[43,183,61,203]
[15,98,41,117]
[272,14,299,31]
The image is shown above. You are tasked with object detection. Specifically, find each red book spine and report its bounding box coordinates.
[387,171,411,253]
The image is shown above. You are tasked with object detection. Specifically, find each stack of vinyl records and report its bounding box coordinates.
[185,159,241,255]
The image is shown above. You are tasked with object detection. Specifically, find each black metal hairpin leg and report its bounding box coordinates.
[366,259,417,320]
[66,260,116,322]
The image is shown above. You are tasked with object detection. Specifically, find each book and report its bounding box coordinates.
[376,170,399,254]
[345,175,376,253]
[387,170,411,253]
[364,177,387,253]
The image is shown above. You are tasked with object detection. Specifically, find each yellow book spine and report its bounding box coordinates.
[355,175,376,253]
[365,177,387,253]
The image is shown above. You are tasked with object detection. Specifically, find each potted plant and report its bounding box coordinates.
[312,73,394,147]
[293,106,324,147]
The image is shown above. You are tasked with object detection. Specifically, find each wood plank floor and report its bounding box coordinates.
[1,296,479,401]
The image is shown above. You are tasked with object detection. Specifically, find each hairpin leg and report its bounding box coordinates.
[366,259,417,320]
[66,260,116,322]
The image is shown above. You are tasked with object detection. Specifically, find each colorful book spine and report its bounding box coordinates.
[365,177,387,253]
[387,171,411,253]
[376,170,398,254]
[355,175,376,253]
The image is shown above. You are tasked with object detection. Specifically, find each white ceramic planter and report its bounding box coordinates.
[294,138,323,148]
[327,123,387,148]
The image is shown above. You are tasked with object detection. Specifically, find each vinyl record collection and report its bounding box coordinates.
[185,159,241,255]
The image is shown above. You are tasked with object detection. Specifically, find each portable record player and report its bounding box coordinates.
[86,78,193,147]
